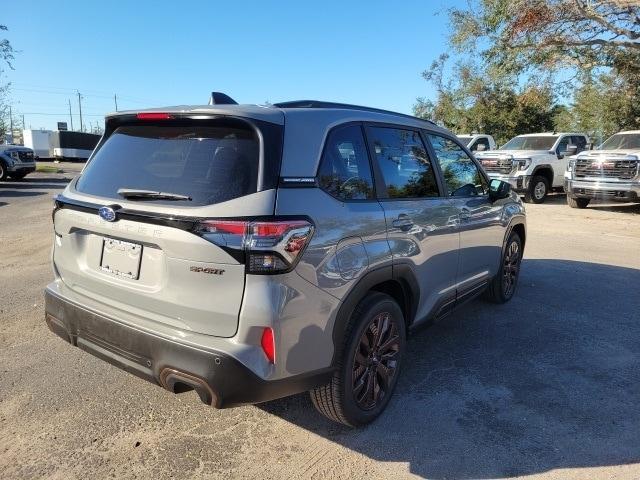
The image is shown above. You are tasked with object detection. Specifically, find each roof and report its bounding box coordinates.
[617,130,640,134]
[518,132,587,137]
[106,104,286,125]
[106,100,439,130]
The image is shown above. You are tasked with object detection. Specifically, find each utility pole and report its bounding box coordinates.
[77,91,84,132]
[114,94,118,111]
[22,115,25,131]
[68,99,74,131]
[9,105,13,137]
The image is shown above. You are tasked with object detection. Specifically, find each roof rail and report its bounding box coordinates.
[273,100,435,125]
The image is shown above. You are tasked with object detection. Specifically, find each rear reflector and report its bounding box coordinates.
[136,112,172,120]
[261,327,275,363]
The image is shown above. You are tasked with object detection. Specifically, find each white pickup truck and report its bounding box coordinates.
[457,133,497,153]
[475,132,590,203]
[565,130,640,208]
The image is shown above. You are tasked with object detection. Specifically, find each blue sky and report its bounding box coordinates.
[5,0,463,131]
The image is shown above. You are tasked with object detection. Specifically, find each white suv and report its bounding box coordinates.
[476,133,590,203]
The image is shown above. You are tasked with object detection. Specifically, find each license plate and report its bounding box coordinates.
[100,238,143,279]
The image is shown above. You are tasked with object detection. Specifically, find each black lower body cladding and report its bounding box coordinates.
[44,289,332,408]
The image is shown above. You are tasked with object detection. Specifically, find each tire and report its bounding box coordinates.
[485,231,522,304]
[524,175,549,204]
[0,162,7,181]
[310,292,406,427]
[567,196,590,209]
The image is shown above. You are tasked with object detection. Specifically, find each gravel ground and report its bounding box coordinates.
[1,167,639,479]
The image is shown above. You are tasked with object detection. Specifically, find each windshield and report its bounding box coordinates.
[599,133,640,150]
[500,135,558,151]
[457,136,472,144]
[76,122,260,206]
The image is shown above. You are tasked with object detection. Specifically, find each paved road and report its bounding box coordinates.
[1,168,639,479]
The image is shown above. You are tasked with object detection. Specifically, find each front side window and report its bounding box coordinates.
[572,135,587,151]
[556,136,571,155]
[428,134,488,197]
[317,124,374,200]
[368,127,439,198]
[470,137,490,152]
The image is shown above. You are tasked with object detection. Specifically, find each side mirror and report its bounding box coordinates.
[476,144,486,152]
[489,179,511,201]
[566,145,578,156]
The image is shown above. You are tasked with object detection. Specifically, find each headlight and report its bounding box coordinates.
[9,151,20,159]
[567,158,577,171]
[514,158,531,171]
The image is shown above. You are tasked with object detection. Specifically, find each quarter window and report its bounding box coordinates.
[428,134,488,197]
[368,127,439,198]
[317,124,374,200]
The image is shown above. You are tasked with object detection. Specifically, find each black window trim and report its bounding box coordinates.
[314,121,378,203]
[423,130,492,199]
[363,122,446,202]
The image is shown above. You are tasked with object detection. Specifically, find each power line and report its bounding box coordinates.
[17,111,105,116]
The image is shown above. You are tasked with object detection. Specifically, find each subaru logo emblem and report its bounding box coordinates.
[99,206,117,222]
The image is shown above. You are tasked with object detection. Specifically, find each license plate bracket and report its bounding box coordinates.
[100,238,143,280]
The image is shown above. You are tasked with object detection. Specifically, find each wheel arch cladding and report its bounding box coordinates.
[511,223,526,250]
[532,165,554,184]
[330,265,419,366]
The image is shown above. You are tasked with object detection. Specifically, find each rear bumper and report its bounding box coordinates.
[565,179,640,202]
[8,164,36,174]
[44,287,332,408]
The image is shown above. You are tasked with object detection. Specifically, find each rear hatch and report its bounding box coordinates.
[52,112,283,337]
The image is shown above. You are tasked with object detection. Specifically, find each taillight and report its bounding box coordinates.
[195,218,314,274]
[136,112,172,120]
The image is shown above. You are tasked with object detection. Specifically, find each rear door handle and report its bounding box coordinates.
[392,214,414,231]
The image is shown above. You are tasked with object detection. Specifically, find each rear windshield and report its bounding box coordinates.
[500,135,558,151]
[76,123,259,206]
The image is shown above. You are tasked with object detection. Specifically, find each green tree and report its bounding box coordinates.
[0,24,15,140]
[418,1,640,143]
[414,55,559,144]
[448,0,640,78]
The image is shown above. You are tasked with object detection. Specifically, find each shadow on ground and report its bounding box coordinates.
[260,259,640,478]
[538,193,640,213]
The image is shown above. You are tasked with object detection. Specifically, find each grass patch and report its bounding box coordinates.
[36,165,64,173]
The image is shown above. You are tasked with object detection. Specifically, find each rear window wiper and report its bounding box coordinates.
[117,188,192,201]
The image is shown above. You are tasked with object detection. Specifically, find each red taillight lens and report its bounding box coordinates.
[261,327,275,364]
[136,112,172,120]
[196,218,314,274]
[199,220,248,235]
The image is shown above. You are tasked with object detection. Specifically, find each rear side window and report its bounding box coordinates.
[368,127,439,198]
[317,124,374,200]
[76,123,260,206]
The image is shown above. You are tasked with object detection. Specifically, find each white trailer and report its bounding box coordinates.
[23,129,53,158]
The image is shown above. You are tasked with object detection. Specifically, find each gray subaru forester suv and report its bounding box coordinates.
[45,97,526,426]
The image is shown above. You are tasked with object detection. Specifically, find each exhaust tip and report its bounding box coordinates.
[159,368,219,407]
